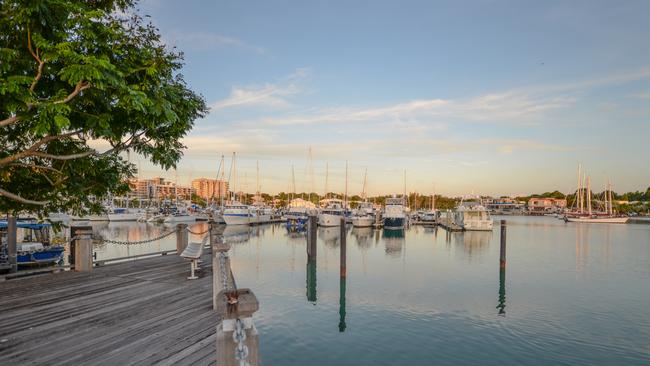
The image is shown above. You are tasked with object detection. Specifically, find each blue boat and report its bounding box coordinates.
[0,221,65,267]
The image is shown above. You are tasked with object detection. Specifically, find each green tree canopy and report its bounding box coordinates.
[0,0,207,217]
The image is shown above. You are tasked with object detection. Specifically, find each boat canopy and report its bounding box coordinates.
[0,221,52,229]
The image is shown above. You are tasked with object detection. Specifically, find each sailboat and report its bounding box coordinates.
[352,169,375,228]
[418,186,438,225]
[565,164,628,224]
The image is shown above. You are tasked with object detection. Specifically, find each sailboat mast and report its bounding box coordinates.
[362,168,368,201]
[324,162,329,199]
[344,161,348,210]
[291,165,296,201]
[577,164,582,213]
[608,180,613,215]
[587,177,591,216]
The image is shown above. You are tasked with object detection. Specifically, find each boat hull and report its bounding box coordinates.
[223,213,252,225]
[319,213,343,227]
[163,215,197,223]
[17,246,65,266]
[108,213,141,222]
[566,217,629,224]
[383,217,405,230]
[352,216,374,228]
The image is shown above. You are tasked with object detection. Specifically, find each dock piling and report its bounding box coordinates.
[500,219,507,268]
[74,229,94,272]
[307,215,317,261]
[176,223,188,253]
[340,217,346,278]
[7,216,17,274]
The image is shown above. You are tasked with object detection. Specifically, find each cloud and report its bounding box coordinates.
[209,68,310,111]
[632,91,650,100]
[164,31,265,54]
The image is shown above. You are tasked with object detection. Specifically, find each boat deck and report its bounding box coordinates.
[0,250,217,365]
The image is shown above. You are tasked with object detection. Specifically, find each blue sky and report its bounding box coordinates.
[133,0,650,196]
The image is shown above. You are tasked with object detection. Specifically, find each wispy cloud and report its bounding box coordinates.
[209,68,310,111]
[164,31,265,54]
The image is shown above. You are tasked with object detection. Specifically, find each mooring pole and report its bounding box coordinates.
[307,215,317,261]
[7,216,17,274]
[500,220,507,268]
[176,223,188,253]
[340,217,346,278]
[339,217,347,332]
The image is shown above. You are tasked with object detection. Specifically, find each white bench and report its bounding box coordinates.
[180,242,203,280]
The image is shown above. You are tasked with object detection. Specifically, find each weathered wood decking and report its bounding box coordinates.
[0,250,217,365]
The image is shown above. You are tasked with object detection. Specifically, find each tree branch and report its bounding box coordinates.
[0,130,83,166]
[0,187,48,206]
[54,81,91,105]
[27,27,46,92]
[9,162,63,175]
[31,150,95,160]
[0,115,20,128]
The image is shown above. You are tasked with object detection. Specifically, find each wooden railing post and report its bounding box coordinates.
[74,230,94,272]
[176,223,188,253]
[7,216,17,274]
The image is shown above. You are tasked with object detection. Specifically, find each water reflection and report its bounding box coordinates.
[351,227,373,249]
[339,275,347,332]
[319,227,340,248]
[223,225,252,244]
[383,229,404,257]
[453,231,491,259]
[497,267,506,316]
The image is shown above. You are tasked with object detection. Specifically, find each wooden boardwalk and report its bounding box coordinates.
[0,250,217,365]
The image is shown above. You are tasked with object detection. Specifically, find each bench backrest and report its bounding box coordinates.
[181,242,203,259]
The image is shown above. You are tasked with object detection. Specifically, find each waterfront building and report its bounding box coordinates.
[527,197,567,214]
[484,197,526,215]
[191,178,229,201]
[129,177,194,200]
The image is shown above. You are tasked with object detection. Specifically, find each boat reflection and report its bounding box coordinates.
[223,225,253,244]
[383,229,404,257]
[318,226,340,248]
[452,231,491,259]
[351,227,373,249]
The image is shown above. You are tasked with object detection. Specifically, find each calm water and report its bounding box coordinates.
[91,217,650,365]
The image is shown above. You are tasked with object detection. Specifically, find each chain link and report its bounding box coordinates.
[186,227,209,235]
[96,228,178,245]
[219,251,229,291]
[233,318,250,366]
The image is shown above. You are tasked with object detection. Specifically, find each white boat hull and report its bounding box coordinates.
[319,213,343,227]
[223,213,252,225]
[566,217,629,224]
[108,213,141,222]
[163,215,197,223]
[462,220,494,231]
[352,216,374,228]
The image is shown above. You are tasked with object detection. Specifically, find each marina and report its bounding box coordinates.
[2,216,650,365]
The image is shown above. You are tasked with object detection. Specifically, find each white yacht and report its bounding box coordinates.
[318,199,345,227]
[453,202,493,231]
[352,201,375,228]
[107,207,144,222]
[223,202,253,226]
[249,203,273,225]
[163,211,196,223]
[383,196,407,230]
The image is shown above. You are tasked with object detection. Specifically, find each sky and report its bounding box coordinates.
[131,0,650,197]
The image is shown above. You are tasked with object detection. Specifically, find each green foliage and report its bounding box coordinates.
[190,193,206,208]
[0,0,207,217]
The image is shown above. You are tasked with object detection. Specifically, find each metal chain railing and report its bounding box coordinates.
[219,251,229,291]
[186,227,210,236]
[96,228,178,245]
[233,318,250,366]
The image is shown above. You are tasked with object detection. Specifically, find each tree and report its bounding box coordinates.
[0,0,207,217]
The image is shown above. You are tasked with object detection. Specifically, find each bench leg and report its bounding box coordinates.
[187,260,199,280]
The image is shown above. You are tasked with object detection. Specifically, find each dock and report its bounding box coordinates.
[437,217,463,231]
[0,250,218,365]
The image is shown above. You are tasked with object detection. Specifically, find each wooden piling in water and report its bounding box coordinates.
[500,219,507,268]
[340,217,346,278]
[176,223,188,253]
[307,215,317,261]
[7,216,17,274]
